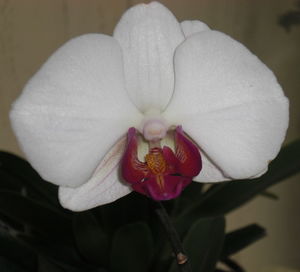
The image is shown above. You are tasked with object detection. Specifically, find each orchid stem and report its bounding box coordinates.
[154,201,191,272]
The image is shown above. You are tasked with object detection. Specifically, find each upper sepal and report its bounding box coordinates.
[113,2,184,112]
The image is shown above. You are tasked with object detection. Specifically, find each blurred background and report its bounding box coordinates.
[0,0,299,271]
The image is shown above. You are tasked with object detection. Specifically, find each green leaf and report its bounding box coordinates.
[110,222,154,272]
[0,170,23,191]
[0,230,36,270]
[176,140,300,235]
[0,191,72,244]
[183,216,225,272]
[38,256,65,272]
[221,258,246,272]
[172,182,203,216]
[0,256,28,272]
[260,190,279,200]
[98,192,150,233]
[19,235,86,270]
[220,224,266,259]
[38,255,96,272]
[73,211,109,266]
[0,151,59,207]
[180,182,203,203]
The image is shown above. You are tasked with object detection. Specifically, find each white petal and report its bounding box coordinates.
[164,31,289,180]
[181,20,210,37]
[59,136,131,211]
[194,150,229,183]
[184,99,288,179]
[165,31,286,116]
[113,2,184,112]
[10,34,142,187]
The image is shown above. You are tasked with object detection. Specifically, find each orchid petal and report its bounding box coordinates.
[193,150,229,183]
[174,126,202,177]
[59,136,132,211]
[10,34,143,187]
[181,20,210,37]
[164,31,289,180]
[113,2,184,112]
[184,99,288,179]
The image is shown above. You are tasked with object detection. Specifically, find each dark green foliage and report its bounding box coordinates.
[0,152,59,207]
[0,256,29,272]
[73,212,109,266]
[0,191,72,244]
[220,224,266,260]
[0,139,299,272]
[110,222,154,272]
[0,230,37,271]
[183,217,225,272]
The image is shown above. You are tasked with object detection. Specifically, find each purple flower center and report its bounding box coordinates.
[121,126,202,201]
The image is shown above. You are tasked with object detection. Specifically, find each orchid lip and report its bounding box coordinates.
[121,126,202,200]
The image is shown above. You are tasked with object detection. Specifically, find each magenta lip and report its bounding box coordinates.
[121,126,202,200]
[144,175,191,201]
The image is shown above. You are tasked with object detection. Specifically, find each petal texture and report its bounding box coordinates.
[59,136,131,211]
[193,149,229,183]
[181,20,210,37]
[10,34,142,187]
[113,2,184,112]
[164,31,289,180]
[186,99,288,180]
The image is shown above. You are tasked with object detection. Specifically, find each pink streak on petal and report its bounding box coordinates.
[175,126,202,177]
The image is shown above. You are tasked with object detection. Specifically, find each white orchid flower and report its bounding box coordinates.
[10,2,289,211]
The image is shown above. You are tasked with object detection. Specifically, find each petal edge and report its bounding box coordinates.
[59,136,132,211]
